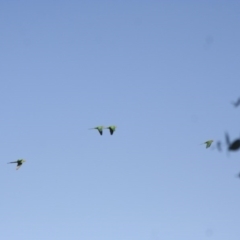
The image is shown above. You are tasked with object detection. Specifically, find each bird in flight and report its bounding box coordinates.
[89,126,104,135]
[202,140,214,148]
[105,125,117,135]
[8,159,26,170]
[229,139,240,151]
[225,132,240,151]
[232,97,240,107]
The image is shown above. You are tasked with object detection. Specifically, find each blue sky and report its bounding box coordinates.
[0,1,240,239]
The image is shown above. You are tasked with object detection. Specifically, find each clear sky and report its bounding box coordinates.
[0,1,240,239]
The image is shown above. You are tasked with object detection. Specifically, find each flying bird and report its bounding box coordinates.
[202,140,214,148]
[225,132,240,151]
[8,159,26,170]
[232,97,240,107]
[89,126,104,135]
[229,139,240,151]
[105,125,117,135]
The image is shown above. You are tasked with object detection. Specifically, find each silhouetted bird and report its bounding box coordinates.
[89,126,104,135]
[229,139,240,151]
[8,159,26,170]
[225,133,240,151]
[232,97,240,107]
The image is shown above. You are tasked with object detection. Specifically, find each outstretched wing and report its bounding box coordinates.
[16,162,23,170]
[232,98,240,107]
[206,142,210,148]
[98,129,103,135]
[225,133,230,146]
[205,141,213,148]
[16,165,22,170]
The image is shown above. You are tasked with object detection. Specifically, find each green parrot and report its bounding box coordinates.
[8,159,26,170]
[89,126,104,135]
[105,125,117,135]
[202,140,214,148]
